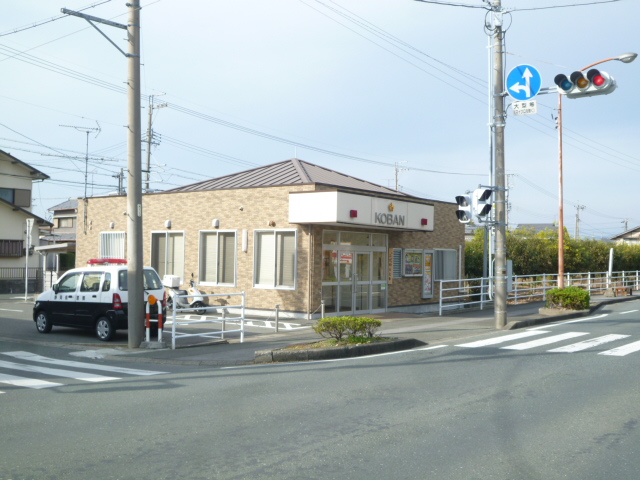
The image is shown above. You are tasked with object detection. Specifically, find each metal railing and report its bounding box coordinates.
[438,270,640,315]
[169,292,246,349]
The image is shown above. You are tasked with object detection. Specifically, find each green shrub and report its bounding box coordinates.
[313,316,382,341]
[546,286,590,310]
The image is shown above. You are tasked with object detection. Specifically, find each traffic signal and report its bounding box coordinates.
[455,195,472,224]
[473,188,492,218]
[554,69,616,99]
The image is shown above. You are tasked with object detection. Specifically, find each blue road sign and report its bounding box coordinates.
[506,64,542,101]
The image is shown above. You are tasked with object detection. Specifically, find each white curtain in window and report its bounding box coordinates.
[220,232,236,284]
[202,232,218,283]
[256,232,275,286]
[277,232,296,287]
[99,232,126,259]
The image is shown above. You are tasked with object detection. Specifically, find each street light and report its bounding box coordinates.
[556,52,637,289]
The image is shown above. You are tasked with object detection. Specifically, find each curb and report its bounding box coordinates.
[504,295,637,330]
[254,338,426,363]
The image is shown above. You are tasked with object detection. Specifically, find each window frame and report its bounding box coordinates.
[433,248,458,281]
[253,229,298,290]
[198,230,238,287]
[150,231,186,283]
[99,231,126,259]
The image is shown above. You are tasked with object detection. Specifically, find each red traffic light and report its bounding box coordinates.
[555,69,616,99]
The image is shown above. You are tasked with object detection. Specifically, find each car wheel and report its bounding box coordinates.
[96,317,115,341]
[192,301,206,315]
[166,296,173,310]
[35,311,52,334]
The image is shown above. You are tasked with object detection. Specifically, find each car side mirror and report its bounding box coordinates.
[52,284,59,294]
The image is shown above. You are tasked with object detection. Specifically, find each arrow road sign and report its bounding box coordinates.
[506,64,542,101]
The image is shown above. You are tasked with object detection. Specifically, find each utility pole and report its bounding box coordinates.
[126,1,144,348]
[394,161,408,192]
[575,205,585,238]
[60,124,100,235]
[62,2,144,347]
[145,94,167,192]
[491,0,508,329]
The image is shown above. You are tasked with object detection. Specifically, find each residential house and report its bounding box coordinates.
[0,149,52,293]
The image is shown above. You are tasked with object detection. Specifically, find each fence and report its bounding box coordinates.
[438,270,639,315]
[0,267,44,294]
[169,292,246,349]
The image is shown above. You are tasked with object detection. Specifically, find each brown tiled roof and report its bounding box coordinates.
[165,158,410,196]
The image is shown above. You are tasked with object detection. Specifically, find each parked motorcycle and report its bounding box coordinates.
[163,274,208,314]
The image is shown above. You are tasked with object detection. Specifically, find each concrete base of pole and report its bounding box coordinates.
[139,341,168,349]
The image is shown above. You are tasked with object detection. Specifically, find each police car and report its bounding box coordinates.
[33,259,166,341]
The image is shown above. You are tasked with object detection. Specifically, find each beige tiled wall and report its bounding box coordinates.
[77,187,463,314]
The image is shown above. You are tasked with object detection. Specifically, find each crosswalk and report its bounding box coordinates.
[456,330,640,357]
[0,351,167,394]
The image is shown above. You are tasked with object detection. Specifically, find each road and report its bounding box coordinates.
[1,298,640,479]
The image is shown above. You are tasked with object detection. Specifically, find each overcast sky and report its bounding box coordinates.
[1,0,638,239]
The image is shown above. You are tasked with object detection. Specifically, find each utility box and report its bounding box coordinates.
[163,275,181,288]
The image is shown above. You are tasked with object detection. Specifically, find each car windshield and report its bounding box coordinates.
[118,269,164,291]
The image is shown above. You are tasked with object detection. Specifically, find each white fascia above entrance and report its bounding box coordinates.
[289,191,434,231]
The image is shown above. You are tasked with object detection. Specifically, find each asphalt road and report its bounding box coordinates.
[2,299,640,479]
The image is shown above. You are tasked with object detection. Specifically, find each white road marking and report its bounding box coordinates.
[0,359,120,383]
[2,351,166,376]
[456,330,548,348]
[548,334,630,353]
[528,314,608,330]
[501,332,589,350]
[619,310,639,315]
[0,373,63,389]
[0,308,23,312]
[600,340,640,357]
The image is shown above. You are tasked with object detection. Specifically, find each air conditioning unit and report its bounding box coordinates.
[162,275,181,288]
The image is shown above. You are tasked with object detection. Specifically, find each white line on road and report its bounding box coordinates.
[600,340,640,357]
[0,308,23,312]
[0,359,120,382]
[619,310,639,315]
[456,330,548,348]
[0,373,64,389]
[221,345,449,370]
[547,334,630,353]
[2,351,166,376]
[501,332,589,350]
[528,314,608,330]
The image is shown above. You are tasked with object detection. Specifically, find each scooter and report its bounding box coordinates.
[163,273,208,314]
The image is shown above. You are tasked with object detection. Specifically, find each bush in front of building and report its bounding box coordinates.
[313,316,382,342]
[545,286,590,310]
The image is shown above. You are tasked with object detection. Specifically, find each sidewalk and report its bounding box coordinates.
[97,293,638,366]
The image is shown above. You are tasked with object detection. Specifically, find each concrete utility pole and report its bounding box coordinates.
[62,3,144,347]
[575,205,585,239]
[491,0,508,329]
[145,94,167,192]
[126,1,144,348]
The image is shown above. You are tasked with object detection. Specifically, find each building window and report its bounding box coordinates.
[199,231,236,285]
[0,239,24,257]
[434,249,458,281]
[151,231,185,281]
[99,232,126,259]
[254,230,297,289]
[0,188,30,207]
[57,217,74,228]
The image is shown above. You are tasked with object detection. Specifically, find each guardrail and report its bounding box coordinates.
[169,292,246,349]
[438,270,640,315]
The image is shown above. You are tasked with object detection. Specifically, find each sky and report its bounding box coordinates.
[1,0,638,240]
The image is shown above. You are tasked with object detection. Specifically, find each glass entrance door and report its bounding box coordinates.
[321,231,387,316]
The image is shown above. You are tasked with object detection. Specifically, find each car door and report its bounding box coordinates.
[52,272,82,324]
[74,271,104,327]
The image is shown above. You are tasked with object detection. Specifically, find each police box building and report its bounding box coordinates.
[76,159,464,318]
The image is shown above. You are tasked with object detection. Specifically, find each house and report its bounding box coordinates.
[610,227,640,245]
[36,199,78,289]
[76,158,464,317]
[0,149,52,293]
[512,223,558,235]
